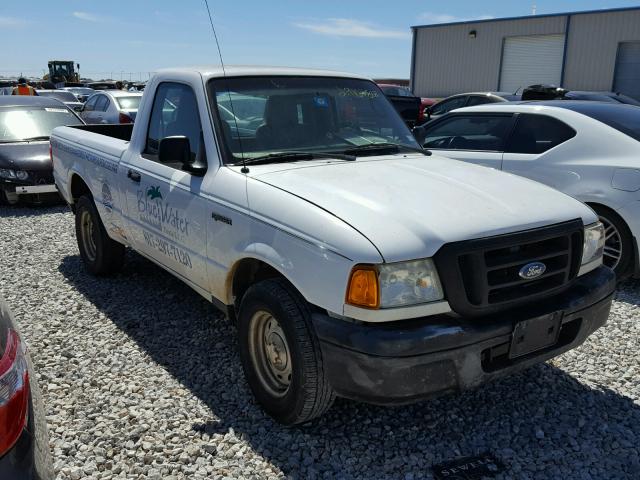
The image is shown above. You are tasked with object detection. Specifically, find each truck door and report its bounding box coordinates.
[120,82,210,293]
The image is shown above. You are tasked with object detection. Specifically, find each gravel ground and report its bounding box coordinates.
[1,204,639,480]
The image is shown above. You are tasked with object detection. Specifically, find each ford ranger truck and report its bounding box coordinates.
[51,67,615,425]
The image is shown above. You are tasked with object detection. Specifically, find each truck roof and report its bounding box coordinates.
[155,65,369,81]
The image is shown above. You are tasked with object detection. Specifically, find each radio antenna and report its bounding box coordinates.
[202,0,248,173]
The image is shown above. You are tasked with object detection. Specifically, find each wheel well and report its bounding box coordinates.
[231,259,283,311]
[70,174,91,204]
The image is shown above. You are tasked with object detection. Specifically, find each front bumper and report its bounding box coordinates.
[313,266,615,405]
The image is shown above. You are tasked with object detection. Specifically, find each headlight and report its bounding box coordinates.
[0,169,16,179]
[580,222,605,274]
[15,170,28,180]
[346,259,444,309]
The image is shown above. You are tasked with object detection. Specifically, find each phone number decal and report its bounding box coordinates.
[142,230,192,268]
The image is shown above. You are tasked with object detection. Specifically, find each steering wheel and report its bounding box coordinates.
[448,136,469,149]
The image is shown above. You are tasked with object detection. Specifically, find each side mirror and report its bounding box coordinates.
[412,125,427,146]
[159,136,207,176]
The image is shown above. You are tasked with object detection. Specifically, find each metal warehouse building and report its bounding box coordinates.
[410,6,640,99]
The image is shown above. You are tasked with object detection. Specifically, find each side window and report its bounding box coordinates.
[423,115,513,151]
[84,96,98,111]
[505,114,576,154]
[466,95,496,107]
[94,96,108,112]
[145,82,205,167]
[431,96,467,116]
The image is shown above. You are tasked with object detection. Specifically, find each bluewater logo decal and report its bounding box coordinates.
[519,262,547,280]
[137,185,189,241]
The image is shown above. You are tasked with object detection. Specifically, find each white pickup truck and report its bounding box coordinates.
[52,66,615,425]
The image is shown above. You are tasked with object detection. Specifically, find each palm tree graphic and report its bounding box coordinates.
[146,186,162,200]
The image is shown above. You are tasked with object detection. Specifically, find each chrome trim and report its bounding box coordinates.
[342,300,452,323]
[577,257,603,277]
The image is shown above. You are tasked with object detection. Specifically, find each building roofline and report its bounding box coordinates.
[410,5,640,30]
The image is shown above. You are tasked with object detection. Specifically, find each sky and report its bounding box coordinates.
[1,0,639,81]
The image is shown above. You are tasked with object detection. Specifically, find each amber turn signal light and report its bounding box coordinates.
[346,267,379,308]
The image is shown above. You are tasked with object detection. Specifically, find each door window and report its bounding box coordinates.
[505,114,576,154]
[466,95,498,107]
[430,96,467,116]
[94,96,109,112]
[83,96,98,112]
[145,83,205,168]
[423,115,513,151]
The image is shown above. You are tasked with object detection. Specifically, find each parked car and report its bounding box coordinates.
[424,92,521,122]
[415,100,640,278]
[377,84,423,126]
[52,66,614,425]
[563,90,640,106]
[0,298,54,479]
[35,90,83,112]
[61,87,95,103]
[80,90,142,124]
[0,96,83,204]
[86,81,124,91]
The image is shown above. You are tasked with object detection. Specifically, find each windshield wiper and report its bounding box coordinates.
[233,151,356,166]
[341,142,431,156]
[20,136,50,142]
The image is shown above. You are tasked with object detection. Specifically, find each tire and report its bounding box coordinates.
[237,278,335,425]
[75,195,125,275]
[590,204,633,279]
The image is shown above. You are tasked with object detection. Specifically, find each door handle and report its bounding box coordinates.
[127,169,141,183]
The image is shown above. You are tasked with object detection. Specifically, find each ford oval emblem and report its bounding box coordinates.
[519,262,547,280]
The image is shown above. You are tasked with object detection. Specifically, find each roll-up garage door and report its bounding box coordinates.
[499,34,565,92]
[613,42,640,100]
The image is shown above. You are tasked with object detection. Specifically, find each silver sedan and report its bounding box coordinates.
[79,90,143,124]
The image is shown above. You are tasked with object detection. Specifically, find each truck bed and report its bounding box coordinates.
[68,124,134,142]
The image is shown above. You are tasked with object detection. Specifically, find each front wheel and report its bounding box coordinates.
[591,204,633,279]
[237,279,335,425]
[75,195,125,275]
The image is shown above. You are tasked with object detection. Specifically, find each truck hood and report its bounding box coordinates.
[0,142,50,171]
[251,155,597,262]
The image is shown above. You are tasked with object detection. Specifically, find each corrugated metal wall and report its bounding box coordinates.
[412,16,567,97]
[563,10,640,91]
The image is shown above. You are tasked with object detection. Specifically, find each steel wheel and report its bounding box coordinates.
[248,310,292,398]
[599,215,623,270]
[79,209,97,262]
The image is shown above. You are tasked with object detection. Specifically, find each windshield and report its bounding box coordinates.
[38,91,78,102]
[116,96,141,110]
[208,76,419,164]
[0,106,82,142]
[68,88,95,95]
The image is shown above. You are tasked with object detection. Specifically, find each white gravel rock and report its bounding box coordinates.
[1,204,639,479]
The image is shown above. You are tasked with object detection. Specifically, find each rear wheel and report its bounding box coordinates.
[237,278,335,425]
[590,204,633,278]
[75,195,125,275]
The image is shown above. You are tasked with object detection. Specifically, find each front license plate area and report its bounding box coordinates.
[509,312,562,359]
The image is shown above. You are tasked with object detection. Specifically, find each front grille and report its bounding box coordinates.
[26,170,54,185]
[434,220,584,316]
